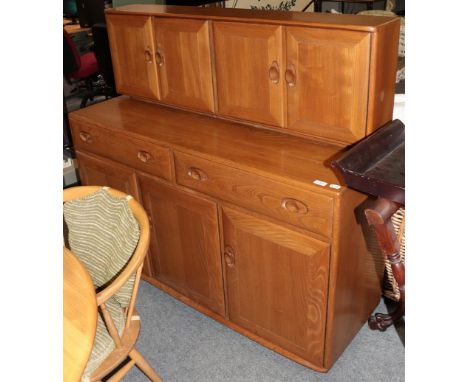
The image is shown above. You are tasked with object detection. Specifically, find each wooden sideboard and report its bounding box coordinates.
[69,5,399,373]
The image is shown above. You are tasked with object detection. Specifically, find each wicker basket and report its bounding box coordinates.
[383,207,405,301]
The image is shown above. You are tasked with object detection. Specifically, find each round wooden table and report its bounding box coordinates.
[63,247,97,382]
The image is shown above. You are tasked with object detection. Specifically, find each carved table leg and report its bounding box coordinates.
[365,198,405,331]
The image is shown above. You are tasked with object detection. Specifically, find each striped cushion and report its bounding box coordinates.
[81,296,126,382]
[63,188,140,307]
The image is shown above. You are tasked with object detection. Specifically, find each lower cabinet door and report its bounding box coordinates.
[139,173,225,316]
[76,151,155,277]
[221,206,330,366]
[77,151,139,197]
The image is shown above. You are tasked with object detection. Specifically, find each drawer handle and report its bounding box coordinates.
[268,61,280,84]
[187,167,208,181]
[144,48,153,63]
[224,246,235,268]
[79,132,92,143]
[137,150,152,163]
[285,64,296,87]
[281,198,308,214]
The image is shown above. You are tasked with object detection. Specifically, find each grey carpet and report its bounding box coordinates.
[122,281,404,382]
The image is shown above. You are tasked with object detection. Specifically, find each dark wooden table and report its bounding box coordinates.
[333,119,405,331]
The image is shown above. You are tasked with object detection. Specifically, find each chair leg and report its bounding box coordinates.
[129,349,163,382]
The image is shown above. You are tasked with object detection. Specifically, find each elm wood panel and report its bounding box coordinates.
[75,151,155,278]
[142,275,328,373]
[366,19,400,135]
[324,188,384,369]
[69,97,343,193]
[286,27,371,144]
[138,173,225,316]
[221,206,330,367]
[107,5,397,33]
[153,18,215,112]
[174,151,334,238]
[213,22,285,127]
[71,120,173,181]
[106,14,160,100]
[76,151,139,197]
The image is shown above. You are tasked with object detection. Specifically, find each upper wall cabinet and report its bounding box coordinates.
[105,6,399,145]
[107,14,161,100]
[213,22,285,127]
[285,27,371,143]
[153,18,215,112]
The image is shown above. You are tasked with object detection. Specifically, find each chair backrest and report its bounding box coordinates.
[63,28,81,75]
[63,186,150,315]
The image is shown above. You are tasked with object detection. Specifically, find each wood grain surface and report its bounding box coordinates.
[69,97,343,193]
[285,27,371,143]
[107,14,161,99]
[213,22,284,127]
[63,247,97,382]
[107,5,397,32]
[174,151,334,238]
[139,173,225,316]
[153,18,215,112]
[72,119,173,181]
[222,206,330,367]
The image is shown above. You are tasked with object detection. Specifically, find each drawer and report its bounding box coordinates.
[71,121,173,181]
[174,152,333,237]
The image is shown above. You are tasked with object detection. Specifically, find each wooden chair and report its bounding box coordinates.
[63,186,162,382]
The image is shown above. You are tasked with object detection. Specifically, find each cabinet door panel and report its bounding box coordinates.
[153,18,215,112]
[222,206,329,366]
[75,152,155,277]
[107,14,160,99]
[139,174,225,316]
[213,22,284,127]
[76,151,139,197]
[286,27,370,143]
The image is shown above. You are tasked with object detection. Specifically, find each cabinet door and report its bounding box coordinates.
[75,152,155,277]
[139,174,225,316]
[222,206,330,365]
[76,151,139,197]
[107,14,160,99]
[213,22,284,127]
[153,18,215,112]
[286,27,371,143]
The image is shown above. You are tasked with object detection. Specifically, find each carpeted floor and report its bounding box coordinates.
[122,281,404,382]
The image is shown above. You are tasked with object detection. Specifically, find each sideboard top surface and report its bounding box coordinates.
[106,4,398,32]
[70,97,344,195]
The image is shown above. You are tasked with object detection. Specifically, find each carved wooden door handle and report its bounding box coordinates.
[155,50,164,67]
[137,150,152,163]
[79,131,92,143]
[285,65,296,87]
[187,167,208,181]
[281,198,308,214]
[224,246,235,267]
[268,61,280,84]
[144,48,153,63]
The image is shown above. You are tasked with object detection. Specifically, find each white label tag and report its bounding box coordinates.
[329,184,341,190]
[313,180,328,187]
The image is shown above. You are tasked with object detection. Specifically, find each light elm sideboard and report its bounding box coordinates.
[69,4,400,372]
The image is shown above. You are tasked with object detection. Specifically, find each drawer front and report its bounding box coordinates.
[71,121,173,181]
[174,152,333,237]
